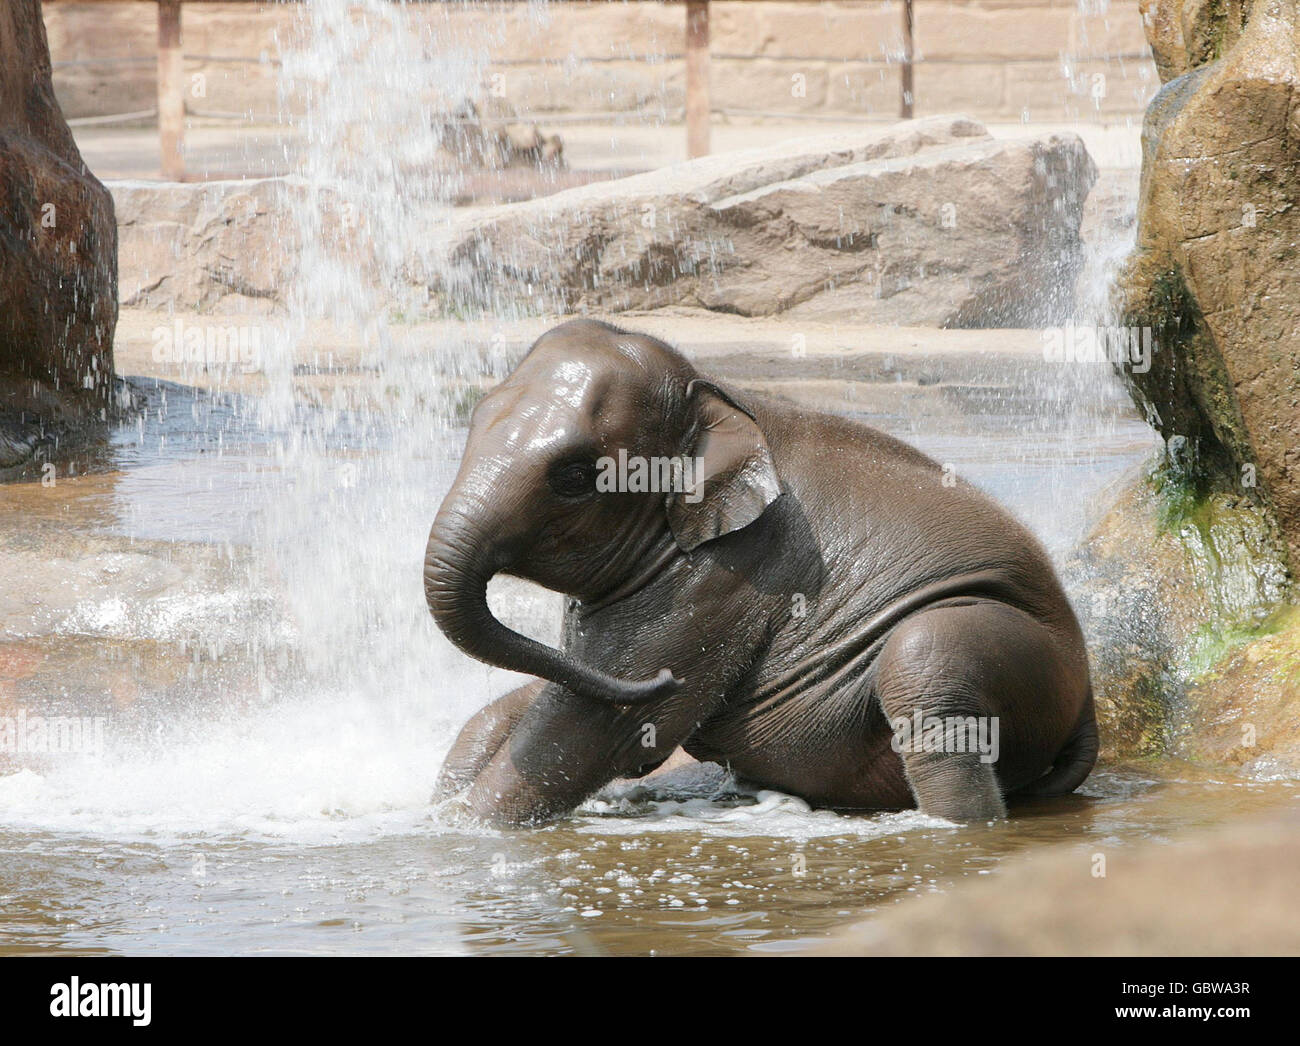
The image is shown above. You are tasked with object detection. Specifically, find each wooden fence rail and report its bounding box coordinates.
[43,0,917,180]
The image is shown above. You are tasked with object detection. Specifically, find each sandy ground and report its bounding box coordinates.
[73,116,1143,183]
[113,305,1056,409]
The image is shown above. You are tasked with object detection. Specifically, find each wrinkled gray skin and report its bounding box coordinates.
[426,319,1097,825]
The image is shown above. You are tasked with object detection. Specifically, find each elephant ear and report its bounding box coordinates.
[667,379,782,553]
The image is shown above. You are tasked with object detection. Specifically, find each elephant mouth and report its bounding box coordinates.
[577,538,683,616]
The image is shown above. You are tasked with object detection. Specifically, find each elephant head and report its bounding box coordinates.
[423,319,782,705]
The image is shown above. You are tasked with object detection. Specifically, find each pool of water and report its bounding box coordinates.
[1,760,1294,956]
[7,365,1275,958]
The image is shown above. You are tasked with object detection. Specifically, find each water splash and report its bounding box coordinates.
[260,0,512,713]
[0,2,556,842]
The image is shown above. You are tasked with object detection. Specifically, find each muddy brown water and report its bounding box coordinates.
[2,762,1295,956]
[5,372,1291,956]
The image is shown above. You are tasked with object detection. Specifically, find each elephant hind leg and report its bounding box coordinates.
[872,600,1084,823]
[433,681,543,800]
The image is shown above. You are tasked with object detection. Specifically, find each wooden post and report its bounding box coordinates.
[685,0,710,159]
[157,0,185,180]
[900,0,914,119]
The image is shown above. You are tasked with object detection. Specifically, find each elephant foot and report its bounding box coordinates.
[432,681,542,801]
[903,753,1006,823]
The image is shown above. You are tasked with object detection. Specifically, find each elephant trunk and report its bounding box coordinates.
[423,501,680,706]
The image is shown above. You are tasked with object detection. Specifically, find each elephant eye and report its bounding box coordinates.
[549,459,598,499]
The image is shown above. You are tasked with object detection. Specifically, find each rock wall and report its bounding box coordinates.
[1122,0,1300,571]
[0,0,117,425]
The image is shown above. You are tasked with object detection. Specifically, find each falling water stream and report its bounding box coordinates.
[1,0,1296,955]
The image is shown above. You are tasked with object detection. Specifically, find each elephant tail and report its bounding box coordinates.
[1015,689,1099,798]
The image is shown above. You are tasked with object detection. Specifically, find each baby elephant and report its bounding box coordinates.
[426,319,1097,825]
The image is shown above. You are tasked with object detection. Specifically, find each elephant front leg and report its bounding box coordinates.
[433,681,543,800]
[447,560,772,825]
[457,653,739,826]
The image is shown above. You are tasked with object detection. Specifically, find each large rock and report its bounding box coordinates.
[114,176,391,316]
[1063,468,1289,760]
[1175,604,1300,773]
[819,810,1300,955]
[112,117,1096,327]
[434,99,564,173]
[0,0,117,430]
[1122,0,1300,571]
[431,115,1096,326]
[114,178,307,315]
[1138,0,1252,81]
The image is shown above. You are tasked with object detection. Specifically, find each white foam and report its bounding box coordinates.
[576,764,957,840]
[0,693,465,845]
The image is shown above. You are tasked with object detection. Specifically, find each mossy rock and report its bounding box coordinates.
[1121,0,1300,573]
[1064,463,1289,760]
[1175,605,1300,773]
[1139,0,1253,85]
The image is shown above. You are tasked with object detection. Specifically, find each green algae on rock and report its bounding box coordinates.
[1175,604,1300,773]
[1065,463,1289,760]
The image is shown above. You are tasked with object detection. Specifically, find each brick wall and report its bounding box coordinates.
[43,1,1158,123]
